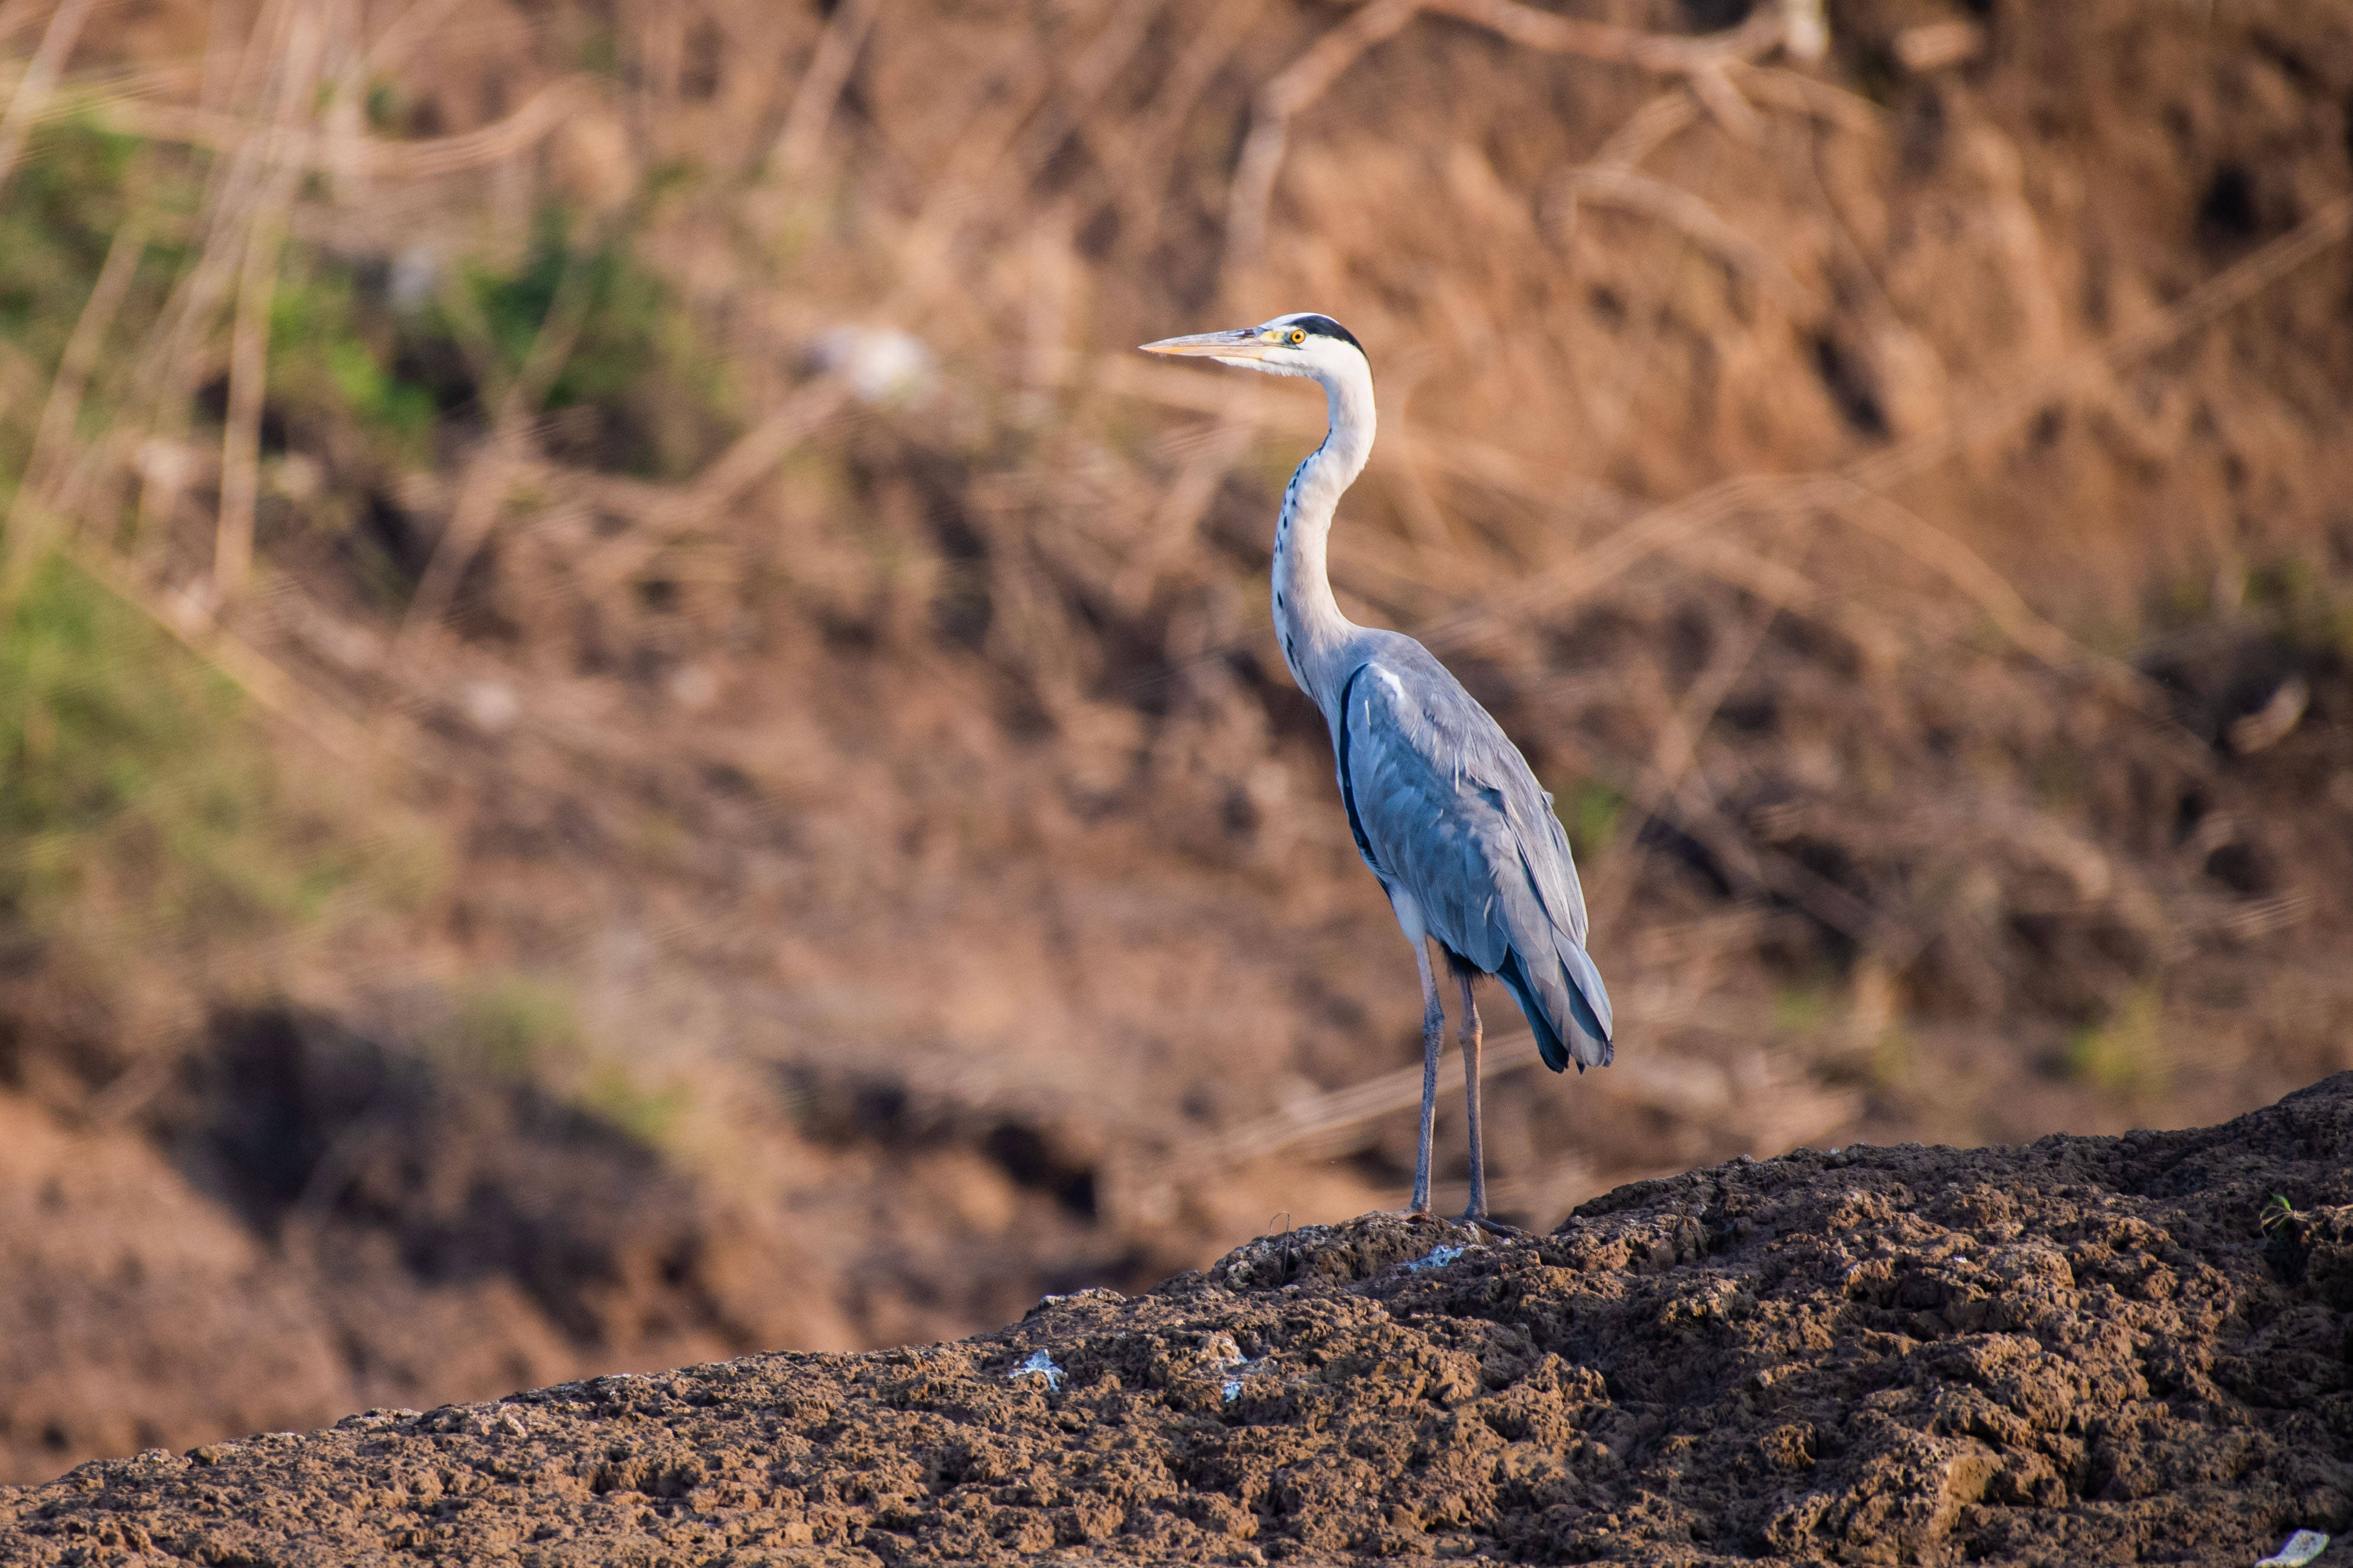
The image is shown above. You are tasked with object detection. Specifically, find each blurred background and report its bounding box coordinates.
[1,0,2349,1484]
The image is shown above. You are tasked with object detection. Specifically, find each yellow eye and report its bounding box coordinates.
[1290,328,1307,344]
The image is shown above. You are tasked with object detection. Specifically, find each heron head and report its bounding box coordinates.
[1139,313,1368,383]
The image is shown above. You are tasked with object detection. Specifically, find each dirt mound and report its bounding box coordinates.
[11,1078,2353,1566]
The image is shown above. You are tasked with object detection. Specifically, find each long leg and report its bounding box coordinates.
[1387,888,1445,1215]
[1457,969,1487,1220]
[1409,938,1445,1214]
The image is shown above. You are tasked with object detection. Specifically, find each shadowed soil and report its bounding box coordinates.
[9,1076,2353,1566]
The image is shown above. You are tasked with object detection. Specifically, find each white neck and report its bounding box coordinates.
[1271,360,1376,714]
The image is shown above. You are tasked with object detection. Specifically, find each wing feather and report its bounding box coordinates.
[1330,637,1612,1070]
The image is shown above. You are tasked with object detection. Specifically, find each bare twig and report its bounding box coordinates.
[1685,60,1761,143]
[95,73,599,181]
[1222,0,1418,281]
[362,0,469,74]
[0,0,95,195]
[215,4,326,604]
[401,240,601,642]
[1811,479,2169,716]
[1585,565,1788,937]
[771,0,876,178]
[1590,89,1702,169]
[1416,0,1785,72]
[1426,192,2353,660]
[1225,0,1788,279]
[1550,164,1817,313]
[398,438,523,646]
[1727,62,1885,138]
[1849,191,2353,493]
[19,220,145,497]
[1664,530,1906,662]
[1113,415,1258,613]
[0,218,146,622]
[1105,0,1268,256]
[1008,0,1171,182]
[214,204,287,599]
[127,0,300,440]
[678,374,856,522]
[68,546,376,765]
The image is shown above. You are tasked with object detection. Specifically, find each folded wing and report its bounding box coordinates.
[1333,641,1614,1071]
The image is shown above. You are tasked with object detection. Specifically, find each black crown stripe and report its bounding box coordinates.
[1290,315,1363,352]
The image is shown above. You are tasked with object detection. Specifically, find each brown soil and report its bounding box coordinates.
[10,1076,2353,1566]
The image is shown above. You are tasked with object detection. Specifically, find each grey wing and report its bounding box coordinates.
[1334,653,1614,1072]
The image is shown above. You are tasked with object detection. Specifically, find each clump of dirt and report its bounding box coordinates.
[11,1077,2353,1566]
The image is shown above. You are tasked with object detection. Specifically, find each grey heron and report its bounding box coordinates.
[1141,313,1614,1224]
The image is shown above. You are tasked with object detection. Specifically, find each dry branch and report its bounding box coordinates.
[215,3,326,604]
[401,241,603,642]
[771,0,875,178]
[1851,191,2353,493]
[0,0,95,195]
[1426,193,2353,665]
[1812,479,2172,721]
[0,218,143,620]
[1550,164,1817,313]
[1010,0,1170,185]
[68,546,376,767]
[94,73,598,181]
[1726,63,1884,136]
[361,0,468,74]
[17,220,143,496]
[1222,0,1437,279]
[1225,0,1789,278]
[1104,0,1268,256]
[1416,0,1785,71]
[1589,89,1701,168]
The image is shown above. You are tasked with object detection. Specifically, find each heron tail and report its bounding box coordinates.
[1497,932,1614,1075]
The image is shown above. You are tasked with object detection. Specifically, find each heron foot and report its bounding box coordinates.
[1461,1214,1524,1238]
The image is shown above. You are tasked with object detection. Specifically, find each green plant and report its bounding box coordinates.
[580,1063,692,1151]
[1560,779,1625,861]
[267,259,437,461]
[450,973,585,1078]
[1771,979,1836,1035]
[0,558,356,946]
[1865,1026,1914,1089]
[441,971,690,1150]
[440,210,726,479]
[0,121,140,364]
[2062,987,2169,1099]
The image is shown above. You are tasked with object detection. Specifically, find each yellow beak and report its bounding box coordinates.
[1138,328,1270,360]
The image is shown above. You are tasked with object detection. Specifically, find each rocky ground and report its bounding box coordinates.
[9,1076,2353,1566]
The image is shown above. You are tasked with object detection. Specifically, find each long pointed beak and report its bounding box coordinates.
[1138,328,1269,360]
